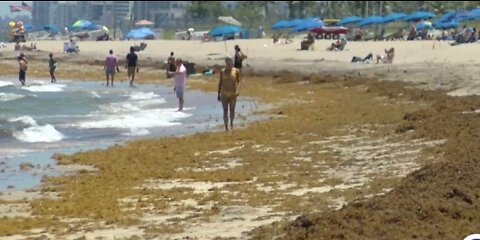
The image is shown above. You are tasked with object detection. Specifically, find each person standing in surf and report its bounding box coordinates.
[125,47,138,87]
[169,58,187,111]
[104,50,119,87]
[18,53,28,86]
[48,53,57,83]
[218,56,241,131]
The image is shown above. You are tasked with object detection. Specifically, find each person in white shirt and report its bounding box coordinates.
[169,58,187,111]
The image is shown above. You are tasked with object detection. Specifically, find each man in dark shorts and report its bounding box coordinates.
[125,47,139,87]
[18,53,28,85]
[168,52,176,72]
[234,45,247,71]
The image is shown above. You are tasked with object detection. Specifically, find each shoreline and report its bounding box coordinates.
[0,40,479,239]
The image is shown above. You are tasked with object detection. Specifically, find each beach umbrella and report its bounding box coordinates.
[291,20,324,33]
[125,27,156,40]
[271,20,291,30]
[382,13,407,23]
[433,20,458,29]
[336,16,363,26]
[71,20,94,30]
[469,8,480,17]
[208,25,242,53]
[457,10,479,21]
[135,19,154,27]
[404,11,435,21]
[136,27,155,36]
[437,11,457,23]
[23,23,34,32]
[358,16,385,27]
[208,25,241,37]
[44,24,59,34]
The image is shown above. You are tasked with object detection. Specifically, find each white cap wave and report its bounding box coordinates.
[9,116,64,143]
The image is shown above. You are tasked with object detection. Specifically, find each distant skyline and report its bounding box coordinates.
[0,1,32,18]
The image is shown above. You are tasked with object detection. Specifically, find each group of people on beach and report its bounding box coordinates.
[164,44,247,131]
[103,47,139,87]
[15,43,248,131]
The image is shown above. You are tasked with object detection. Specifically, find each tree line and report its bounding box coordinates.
[186,1,480,28]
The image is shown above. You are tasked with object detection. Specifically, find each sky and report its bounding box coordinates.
[0,1,32,18]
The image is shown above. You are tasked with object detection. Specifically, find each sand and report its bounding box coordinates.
[2,38,480,95]
[0,38,479,239]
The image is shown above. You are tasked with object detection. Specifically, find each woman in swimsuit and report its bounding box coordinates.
[218,56,242,131]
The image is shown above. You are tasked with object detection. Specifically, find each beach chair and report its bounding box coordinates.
[64,41,78,53]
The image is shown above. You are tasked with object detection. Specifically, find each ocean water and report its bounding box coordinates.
[0,77,260,191]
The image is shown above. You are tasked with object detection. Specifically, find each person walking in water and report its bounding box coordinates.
[218,56,242,131]
[48,53,57,83]
[18,53,28,86]
[168,58,187,111]
[104,49,119,87]
[125,47,138,87]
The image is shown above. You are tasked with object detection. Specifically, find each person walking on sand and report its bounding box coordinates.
[48,53,57,83]
[104,49,119,87]
[125,47,139,87]
[18,53,28,86]
[233,45,247,72]
[168,52,176,71]
[218,56,242,131]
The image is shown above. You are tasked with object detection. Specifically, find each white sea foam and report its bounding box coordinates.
[123,128,151,136]
[128,91,159,100]
[23,84,65,92]
[0,93,24,102]
[8,116,37,126]
[12,124,64,143]
[99,102,142,113]
[0,81,14,87]
[77,108,192,130]
[89,91,101,98]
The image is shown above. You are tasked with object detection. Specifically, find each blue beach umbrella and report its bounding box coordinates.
[469,8,480,17]
[136,27,155,36]
[23,23,34,32]
[358,16,385,27]
[382,13,407,23]
[44,24,59,34]
[271,20,290,30]
[291,20,323,33]
[437,11,458,23]
[433,20,458,29]
[404,11,435,21]
[457,10,478,22]
[125,27,156,39]
[208,25,241,37]
[336,16,363,26]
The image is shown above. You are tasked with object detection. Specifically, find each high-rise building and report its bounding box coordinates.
[133,1,189,28]
[32,1,54,28]
[50,1,79,29]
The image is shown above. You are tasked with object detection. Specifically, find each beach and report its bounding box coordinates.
[0,38,479,239]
